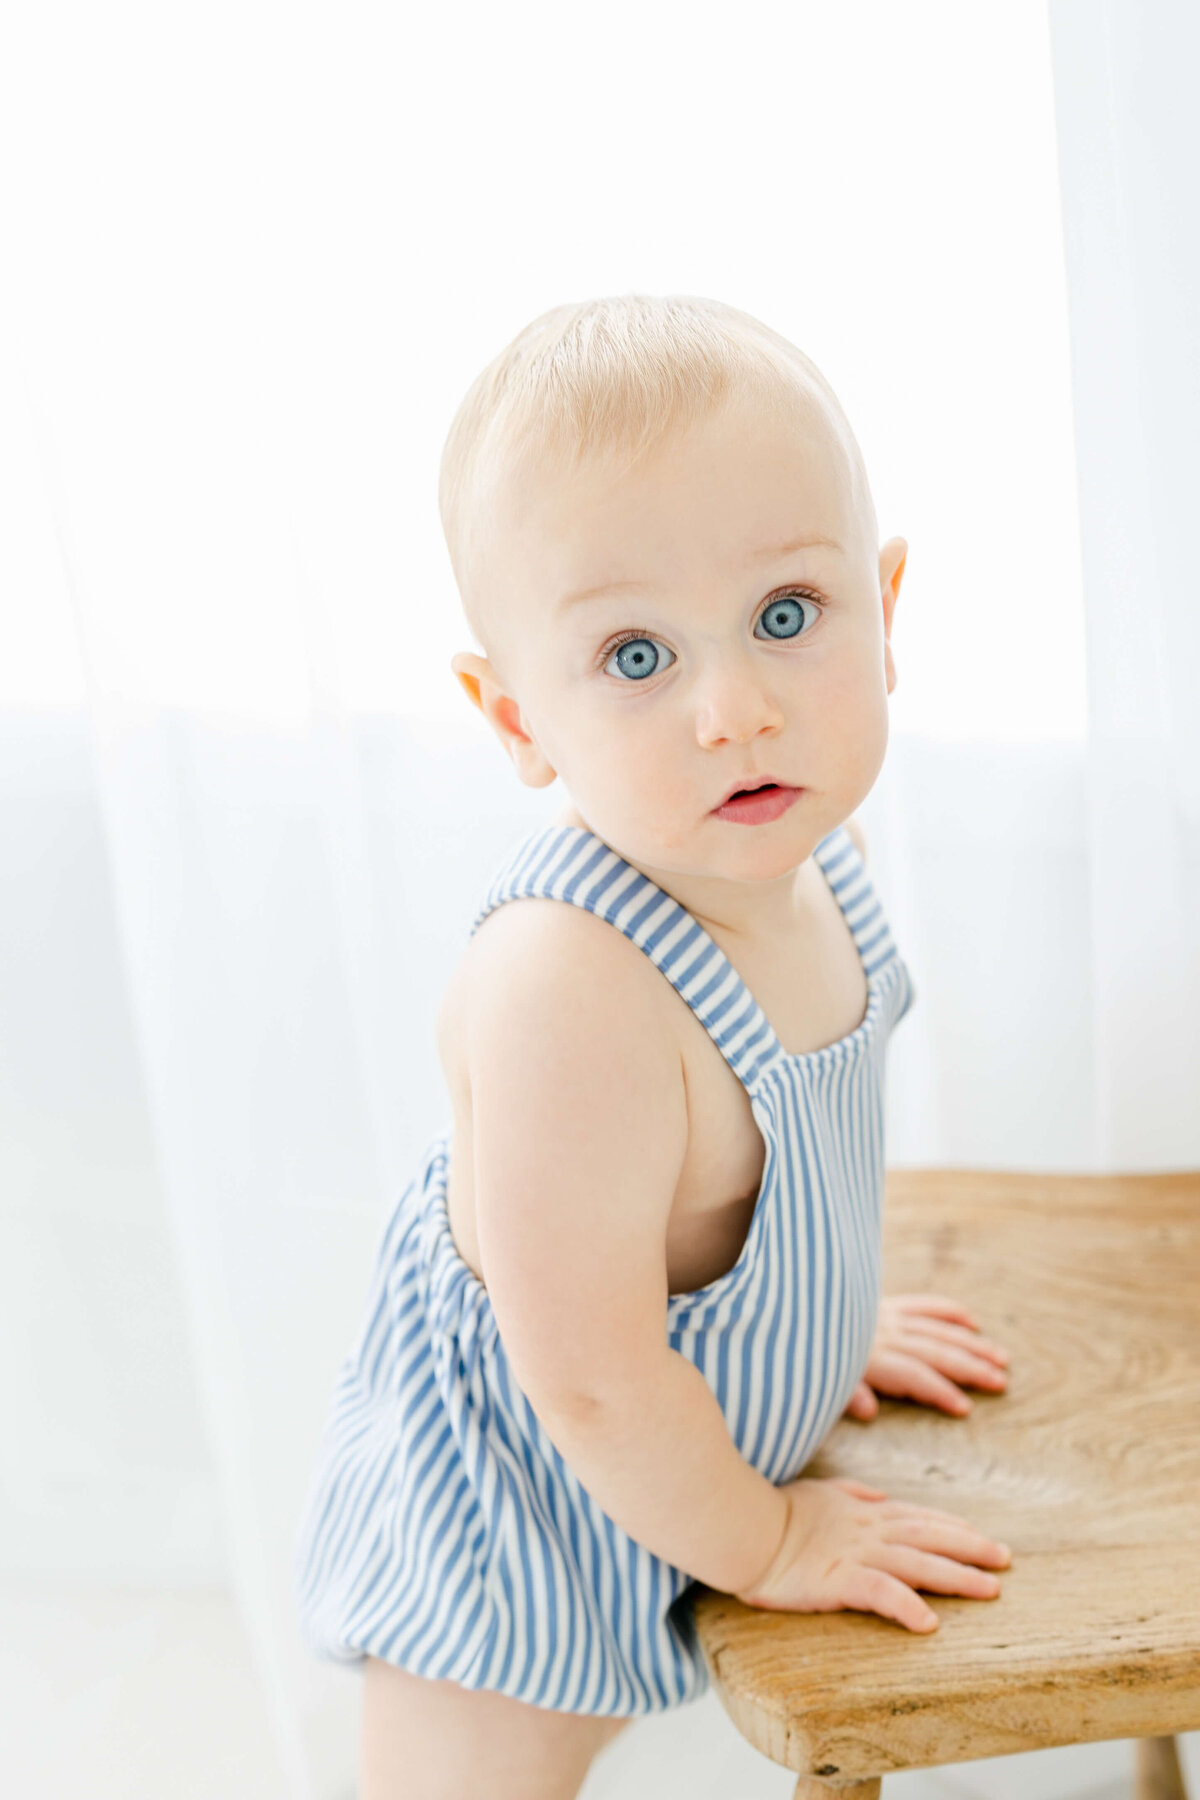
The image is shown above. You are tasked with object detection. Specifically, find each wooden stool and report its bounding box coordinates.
[688,1170,1200,1798]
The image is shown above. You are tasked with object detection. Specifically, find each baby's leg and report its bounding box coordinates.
[360,1655,633,1800]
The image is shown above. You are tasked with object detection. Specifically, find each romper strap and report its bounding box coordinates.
[470,823,828,1089]
[813,826,902,982]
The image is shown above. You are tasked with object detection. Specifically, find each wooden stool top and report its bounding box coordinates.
[689,1170,1200,1788]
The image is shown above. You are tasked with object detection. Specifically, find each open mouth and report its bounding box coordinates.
[713,781,802,820]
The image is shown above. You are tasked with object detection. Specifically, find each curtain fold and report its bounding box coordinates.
[1049,0,1200,1167]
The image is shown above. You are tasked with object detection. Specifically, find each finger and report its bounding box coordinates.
[880,1518,1013,1567]
[882,1499,1006,1535]
[874,1544,1004,1599]
[890,1294,982,1328]
[832,1477,890,1500]
[896,1335,1009,1389]
[865,1352,976,1414]
[896,1318,1011,1366]
[839,1564,939,1633]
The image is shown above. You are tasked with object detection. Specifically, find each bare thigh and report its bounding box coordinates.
[360,1655,633,1800]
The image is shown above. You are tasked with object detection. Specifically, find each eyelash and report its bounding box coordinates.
[594,587,826,677]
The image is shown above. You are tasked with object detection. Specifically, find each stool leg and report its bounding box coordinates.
[793,1780,882,1799]
[1136,1736,1189,1800]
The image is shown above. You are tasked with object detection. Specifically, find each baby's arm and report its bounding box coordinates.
[466,899,789,1596]
[466,898,1012,1630]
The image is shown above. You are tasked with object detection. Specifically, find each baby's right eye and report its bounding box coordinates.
[602,634,677,682]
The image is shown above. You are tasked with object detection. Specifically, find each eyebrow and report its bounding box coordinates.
[555,534,842,612]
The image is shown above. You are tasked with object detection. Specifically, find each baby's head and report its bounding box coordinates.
[440,294,906,886]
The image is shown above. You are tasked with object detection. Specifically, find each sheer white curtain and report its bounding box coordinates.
[2,2,1196,1794]
[1049,0,1200,1166]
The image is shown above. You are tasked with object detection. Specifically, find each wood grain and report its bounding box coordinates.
[688,1170,1200,1785]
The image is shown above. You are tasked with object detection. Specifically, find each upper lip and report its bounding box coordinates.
[713,773,796,808]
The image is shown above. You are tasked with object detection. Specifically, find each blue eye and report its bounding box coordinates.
[602,636,677,682]
[600,591,822,682]
[755,593,821,640]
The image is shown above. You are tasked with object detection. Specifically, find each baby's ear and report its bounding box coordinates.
[450,652,488,713]
[879,540,905,698]
[449,652,558,790]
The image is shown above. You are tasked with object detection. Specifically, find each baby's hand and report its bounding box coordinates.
[843,1293,1010,1421]
[736,1476,1012,1632]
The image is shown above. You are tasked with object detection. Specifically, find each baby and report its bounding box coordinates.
[293,293,1013,1799]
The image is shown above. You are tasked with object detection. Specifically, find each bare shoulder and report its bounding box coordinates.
[842,812,868,862]
[437,892,685,1083]
[438,892,689,1412]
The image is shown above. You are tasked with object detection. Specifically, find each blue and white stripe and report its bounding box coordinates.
[293,821,914,1714]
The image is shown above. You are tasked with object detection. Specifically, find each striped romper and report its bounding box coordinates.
[293,819,915,1716]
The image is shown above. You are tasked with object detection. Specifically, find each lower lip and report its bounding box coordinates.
[712,785,802,824]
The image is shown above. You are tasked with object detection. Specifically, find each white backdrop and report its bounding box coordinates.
[2,2,1198,1794]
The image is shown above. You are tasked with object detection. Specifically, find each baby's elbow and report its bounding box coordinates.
[514,1300,672,1424]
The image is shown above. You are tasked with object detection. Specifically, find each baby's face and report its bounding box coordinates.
[460,384,905,890]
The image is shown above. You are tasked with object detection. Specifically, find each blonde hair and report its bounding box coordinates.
[438,292,877,654]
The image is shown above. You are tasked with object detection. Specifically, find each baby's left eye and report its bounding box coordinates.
[755,593,822,640]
